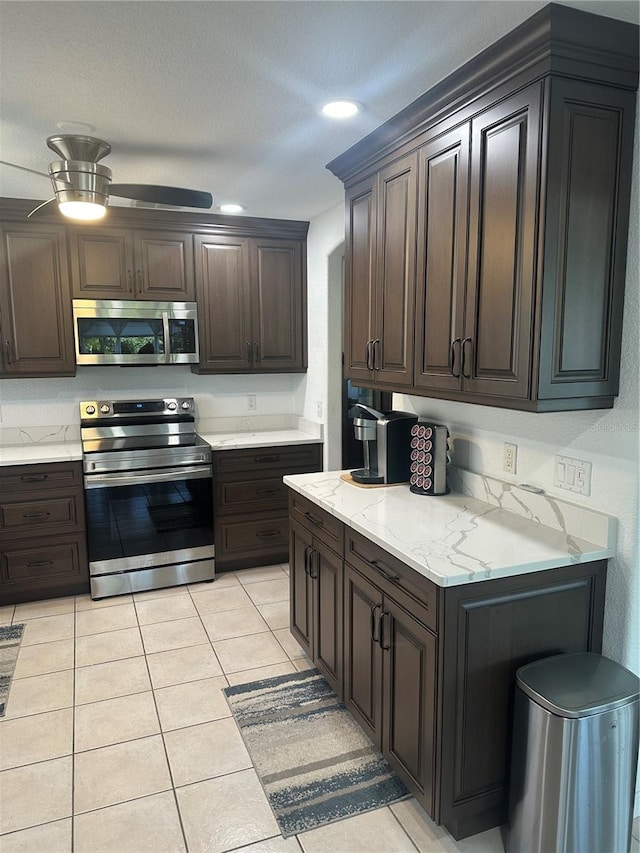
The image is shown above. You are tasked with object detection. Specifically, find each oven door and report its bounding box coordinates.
[84,465,214,575]
[73,299,199,365]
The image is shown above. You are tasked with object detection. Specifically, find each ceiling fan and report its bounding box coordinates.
[0,134,213,220]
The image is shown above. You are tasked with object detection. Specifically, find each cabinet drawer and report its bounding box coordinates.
[289,492,344,557]
[215,512,289,560]
[346,530,438,632]
[216,475,287,515]
[0,462,83,495]
[0,534,89,605]
[213,444,322,475]
[0,492,83,539]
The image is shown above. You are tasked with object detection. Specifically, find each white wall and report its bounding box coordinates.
[0,368,302,440]
[298,204,344,470]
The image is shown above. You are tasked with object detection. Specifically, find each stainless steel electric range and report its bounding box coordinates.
[80,397,214,599]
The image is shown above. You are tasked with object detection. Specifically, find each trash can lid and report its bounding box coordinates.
[516,652,639,718]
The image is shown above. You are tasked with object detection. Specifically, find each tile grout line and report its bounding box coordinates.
[133,589,194,853]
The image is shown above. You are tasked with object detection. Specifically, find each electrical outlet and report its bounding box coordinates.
[504,442,517,475]
[247,394,257,411]
[554,455,592,496]
[316,400,323,418]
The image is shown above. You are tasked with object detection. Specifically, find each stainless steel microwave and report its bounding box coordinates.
[72,299,200,366]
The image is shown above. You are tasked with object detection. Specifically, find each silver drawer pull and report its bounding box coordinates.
[22,512,52,519]
[27,559,54,568]
[256,529,281,539]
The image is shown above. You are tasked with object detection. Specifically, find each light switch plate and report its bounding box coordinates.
[554,455,592,496]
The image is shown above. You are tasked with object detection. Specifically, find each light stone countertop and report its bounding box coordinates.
[201,430,322,450]
[0,442,83,466]
[0,429,322,467]
[283,469,616,588]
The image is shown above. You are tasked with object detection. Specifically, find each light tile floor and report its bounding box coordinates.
[1,564,638,853]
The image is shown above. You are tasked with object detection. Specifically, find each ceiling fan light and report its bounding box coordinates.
[58,200,107,221]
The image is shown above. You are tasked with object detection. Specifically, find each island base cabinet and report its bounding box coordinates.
[344,563,437,817]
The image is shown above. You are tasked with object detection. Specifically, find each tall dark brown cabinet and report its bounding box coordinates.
[330,4,639,411]
[345,154,416,388]
[0,225,74,376]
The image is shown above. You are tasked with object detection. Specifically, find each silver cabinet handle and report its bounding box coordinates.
[254,342,260,362]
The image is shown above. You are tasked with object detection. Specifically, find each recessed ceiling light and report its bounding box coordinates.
[321,100,360,119]
[219,203,245,214]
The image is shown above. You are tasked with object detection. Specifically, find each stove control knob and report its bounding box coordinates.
[85,405,96,415]
[167,401,178,411]
[180,401,191,410]
[100,404,111,414]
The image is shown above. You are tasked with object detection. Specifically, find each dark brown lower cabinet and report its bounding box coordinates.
[289,501,344,696]
[288,492,608,841]
[213,443,322,572]
[0,462,89,604]
[344,561,437,813]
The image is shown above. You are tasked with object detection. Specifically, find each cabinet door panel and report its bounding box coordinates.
[382,599,436,815]
[539,81,636,401]
[71,229,132,298]
[414,125,469,391]
[289,519,313,657]
[465,84,542,398]
[0,227,74,376]
[376,154,417,385]
[134,231,194,300]
[252,240,304,371]
[314,539,343,696]
[195,235,251,372]
[440,566,605,837]
[344,563,383,746]
[345,176,376,382]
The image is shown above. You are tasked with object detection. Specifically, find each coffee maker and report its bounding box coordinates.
[349,405,417,484]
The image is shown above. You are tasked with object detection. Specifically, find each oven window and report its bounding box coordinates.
[85,476,213,562]
[168,318,196,354]
[77,318,165,356]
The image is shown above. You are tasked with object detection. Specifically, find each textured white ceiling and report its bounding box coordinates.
[1,0,637,221]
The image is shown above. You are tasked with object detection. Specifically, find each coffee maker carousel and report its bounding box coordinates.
[349,405,417,484]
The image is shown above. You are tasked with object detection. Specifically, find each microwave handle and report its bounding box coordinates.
[162,312,170,363]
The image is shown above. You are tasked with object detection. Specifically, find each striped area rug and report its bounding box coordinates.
[0,623,25,717]
[224,669,409,836]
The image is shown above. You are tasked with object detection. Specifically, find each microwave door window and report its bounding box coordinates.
[77,317,165,356]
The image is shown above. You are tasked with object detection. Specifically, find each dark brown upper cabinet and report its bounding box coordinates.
[345,153,416,388]
[0,225,75,377]
[194,235,307,373]
[330,4,639,412]
[70,228,195,301]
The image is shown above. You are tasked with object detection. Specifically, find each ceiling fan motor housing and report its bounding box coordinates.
[49,160,112,206]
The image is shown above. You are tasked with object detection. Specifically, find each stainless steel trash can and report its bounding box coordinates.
[507,652,639,853]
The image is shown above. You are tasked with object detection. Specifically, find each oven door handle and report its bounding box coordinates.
[84,465,212,489]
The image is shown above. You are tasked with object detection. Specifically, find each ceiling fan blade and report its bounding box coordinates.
[27,198,57,218]
[0,160,53,181]
[109,184,213,209]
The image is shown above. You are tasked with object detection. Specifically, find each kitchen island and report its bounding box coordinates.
[284,469,613,840]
